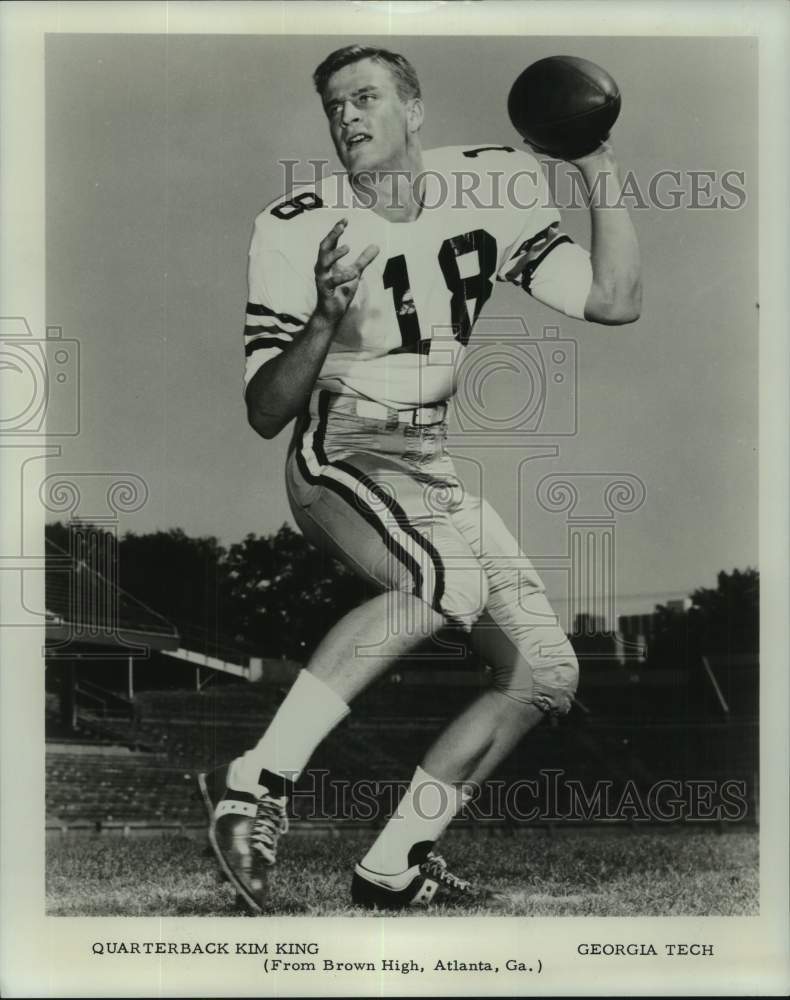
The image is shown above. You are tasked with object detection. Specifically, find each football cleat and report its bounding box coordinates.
[198,765,289,915]
[351,843,508,910]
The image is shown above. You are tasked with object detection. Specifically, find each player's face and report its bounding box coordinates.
[322,59,422,174]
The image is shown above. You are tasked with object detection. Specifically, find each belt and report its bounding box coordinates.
[319,393,448,427]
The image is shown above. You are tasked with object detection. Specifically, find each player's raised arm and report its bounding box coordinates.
[245,220,379,440]
[504,144,641,327]
[569,142,642,325]
[507,56,641,326]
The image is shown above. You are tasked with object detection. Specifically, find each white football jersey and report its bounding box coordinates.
[244,145,590,408]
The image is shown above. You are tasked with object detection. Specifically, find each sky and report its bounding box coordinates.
[44,32,758,624]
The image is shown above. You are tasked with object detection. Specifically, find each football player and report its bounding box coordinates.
[199,45,641,912]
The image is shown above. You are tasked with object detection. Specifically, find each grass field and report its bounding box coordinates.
[46,825,758,917]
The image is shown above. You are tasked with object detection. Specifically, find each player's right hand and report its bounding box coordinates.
[314,220,379,324]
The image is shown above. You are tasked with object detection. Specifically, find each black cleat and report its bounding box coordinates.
[198,765,289,915]
[351,844,508,911]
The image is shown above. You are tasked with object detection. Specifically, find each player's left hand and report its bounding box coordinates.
[314,219,380,324]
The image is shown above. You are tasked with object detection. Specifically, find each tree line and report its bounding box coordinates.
[45,521,369,660]
[45,521,758,664]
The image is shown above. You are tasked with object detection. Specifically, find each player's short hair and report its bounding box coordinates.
[312,45,421,103]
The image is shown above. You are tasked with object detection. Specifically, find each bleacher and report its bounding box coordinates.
[46,746,200,830]
[45,662,758,832]
[44,524,758,832]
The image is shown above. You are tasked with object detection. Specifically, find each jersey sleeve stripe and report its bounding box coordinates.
[246,313,304,334]
[244,324,295,340]
[522,235,573,293]
[245,337,289,358]
[246,302,305,328]
[515,224,557,258]
[244,347,281,385]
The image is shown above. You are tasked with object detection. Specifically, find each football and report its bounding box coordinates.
[507,55,621,159]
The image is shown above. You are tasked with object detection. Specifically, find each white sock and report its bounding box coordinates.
[228,670,349,796]
[361,765,467,876]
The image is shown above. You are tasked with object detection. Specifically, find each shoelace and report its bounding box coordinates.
[422,851,472,893]
[250,795,289,863]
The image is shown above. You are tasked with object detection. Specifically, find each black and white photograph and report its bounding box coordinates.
[1,2,788,997]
